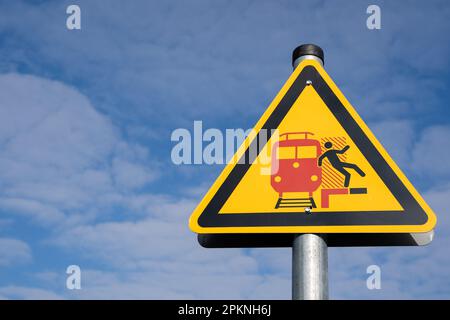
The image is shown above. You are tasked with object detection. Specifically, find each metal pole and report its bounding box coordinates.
[291,44,329,300]
[292,234,328,300]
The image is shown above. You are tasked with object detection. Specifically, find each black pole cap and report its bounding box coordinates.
[292,44,324,67]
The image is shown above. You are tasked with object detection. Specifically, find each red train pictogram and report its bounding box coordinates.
[271,132,322,199]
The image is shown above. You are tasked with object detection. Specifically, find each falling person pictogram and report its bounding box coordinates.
[318,142,365,187]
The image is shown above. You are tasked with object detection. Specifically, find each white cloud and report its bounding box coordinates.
[0,238,32,267]
[0,286,62,300]
[112,157,157,190]
[412,125,450,179]
[368,121,450,183]
[63,269,266,299]
[371,119,415,169]
[0,73,158,226]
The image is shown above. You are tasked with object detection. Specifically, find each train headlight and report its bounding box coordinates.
[292,162,300,168]
[274,176,282,183]
[311,175,318,182]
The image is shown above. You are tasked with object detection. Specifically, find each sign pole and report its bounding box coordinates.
[291,44,329,300]
[292,234,328,299]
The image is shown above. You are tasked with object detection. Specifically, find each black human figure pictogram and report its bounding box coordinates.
[318,142,366,188]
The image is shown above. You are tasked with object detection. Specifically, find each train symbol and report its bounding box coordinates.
[271,132,322,209]
[270,131,367,210]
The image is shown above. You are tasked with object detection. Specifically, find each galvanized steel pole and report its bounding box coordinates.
[291,44,329,300]
[292,234,328,299]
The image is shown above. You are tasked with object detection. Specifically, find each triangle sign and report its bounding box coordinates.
[189,60,436,234]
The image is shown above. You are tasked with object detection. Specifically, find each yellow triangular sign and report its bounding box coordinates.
[189,60,436,234]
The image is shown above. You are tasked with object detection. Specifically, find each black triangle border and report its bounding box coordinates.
[198,65,429,228]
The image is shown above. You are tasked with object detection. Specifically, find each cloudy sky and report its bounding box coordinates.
[0,0,449,299]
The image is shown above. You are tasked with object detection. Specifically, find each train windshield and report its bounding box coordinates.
[297,146,318,159]
[277,146,296,159]
[277,145,318,159]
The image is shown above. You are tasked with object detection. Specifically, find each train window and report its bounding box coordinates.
[297,146,317,159]
[277,146,296,159]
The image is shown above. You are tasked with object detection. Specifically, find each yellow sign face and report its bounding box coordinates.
[189,60,436,234]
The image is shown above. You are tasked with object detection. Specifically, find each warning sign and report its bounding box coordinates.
[189,59,436,235]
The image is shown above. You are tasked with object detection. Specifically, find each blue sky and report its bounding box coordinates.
[0,0,449,299]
